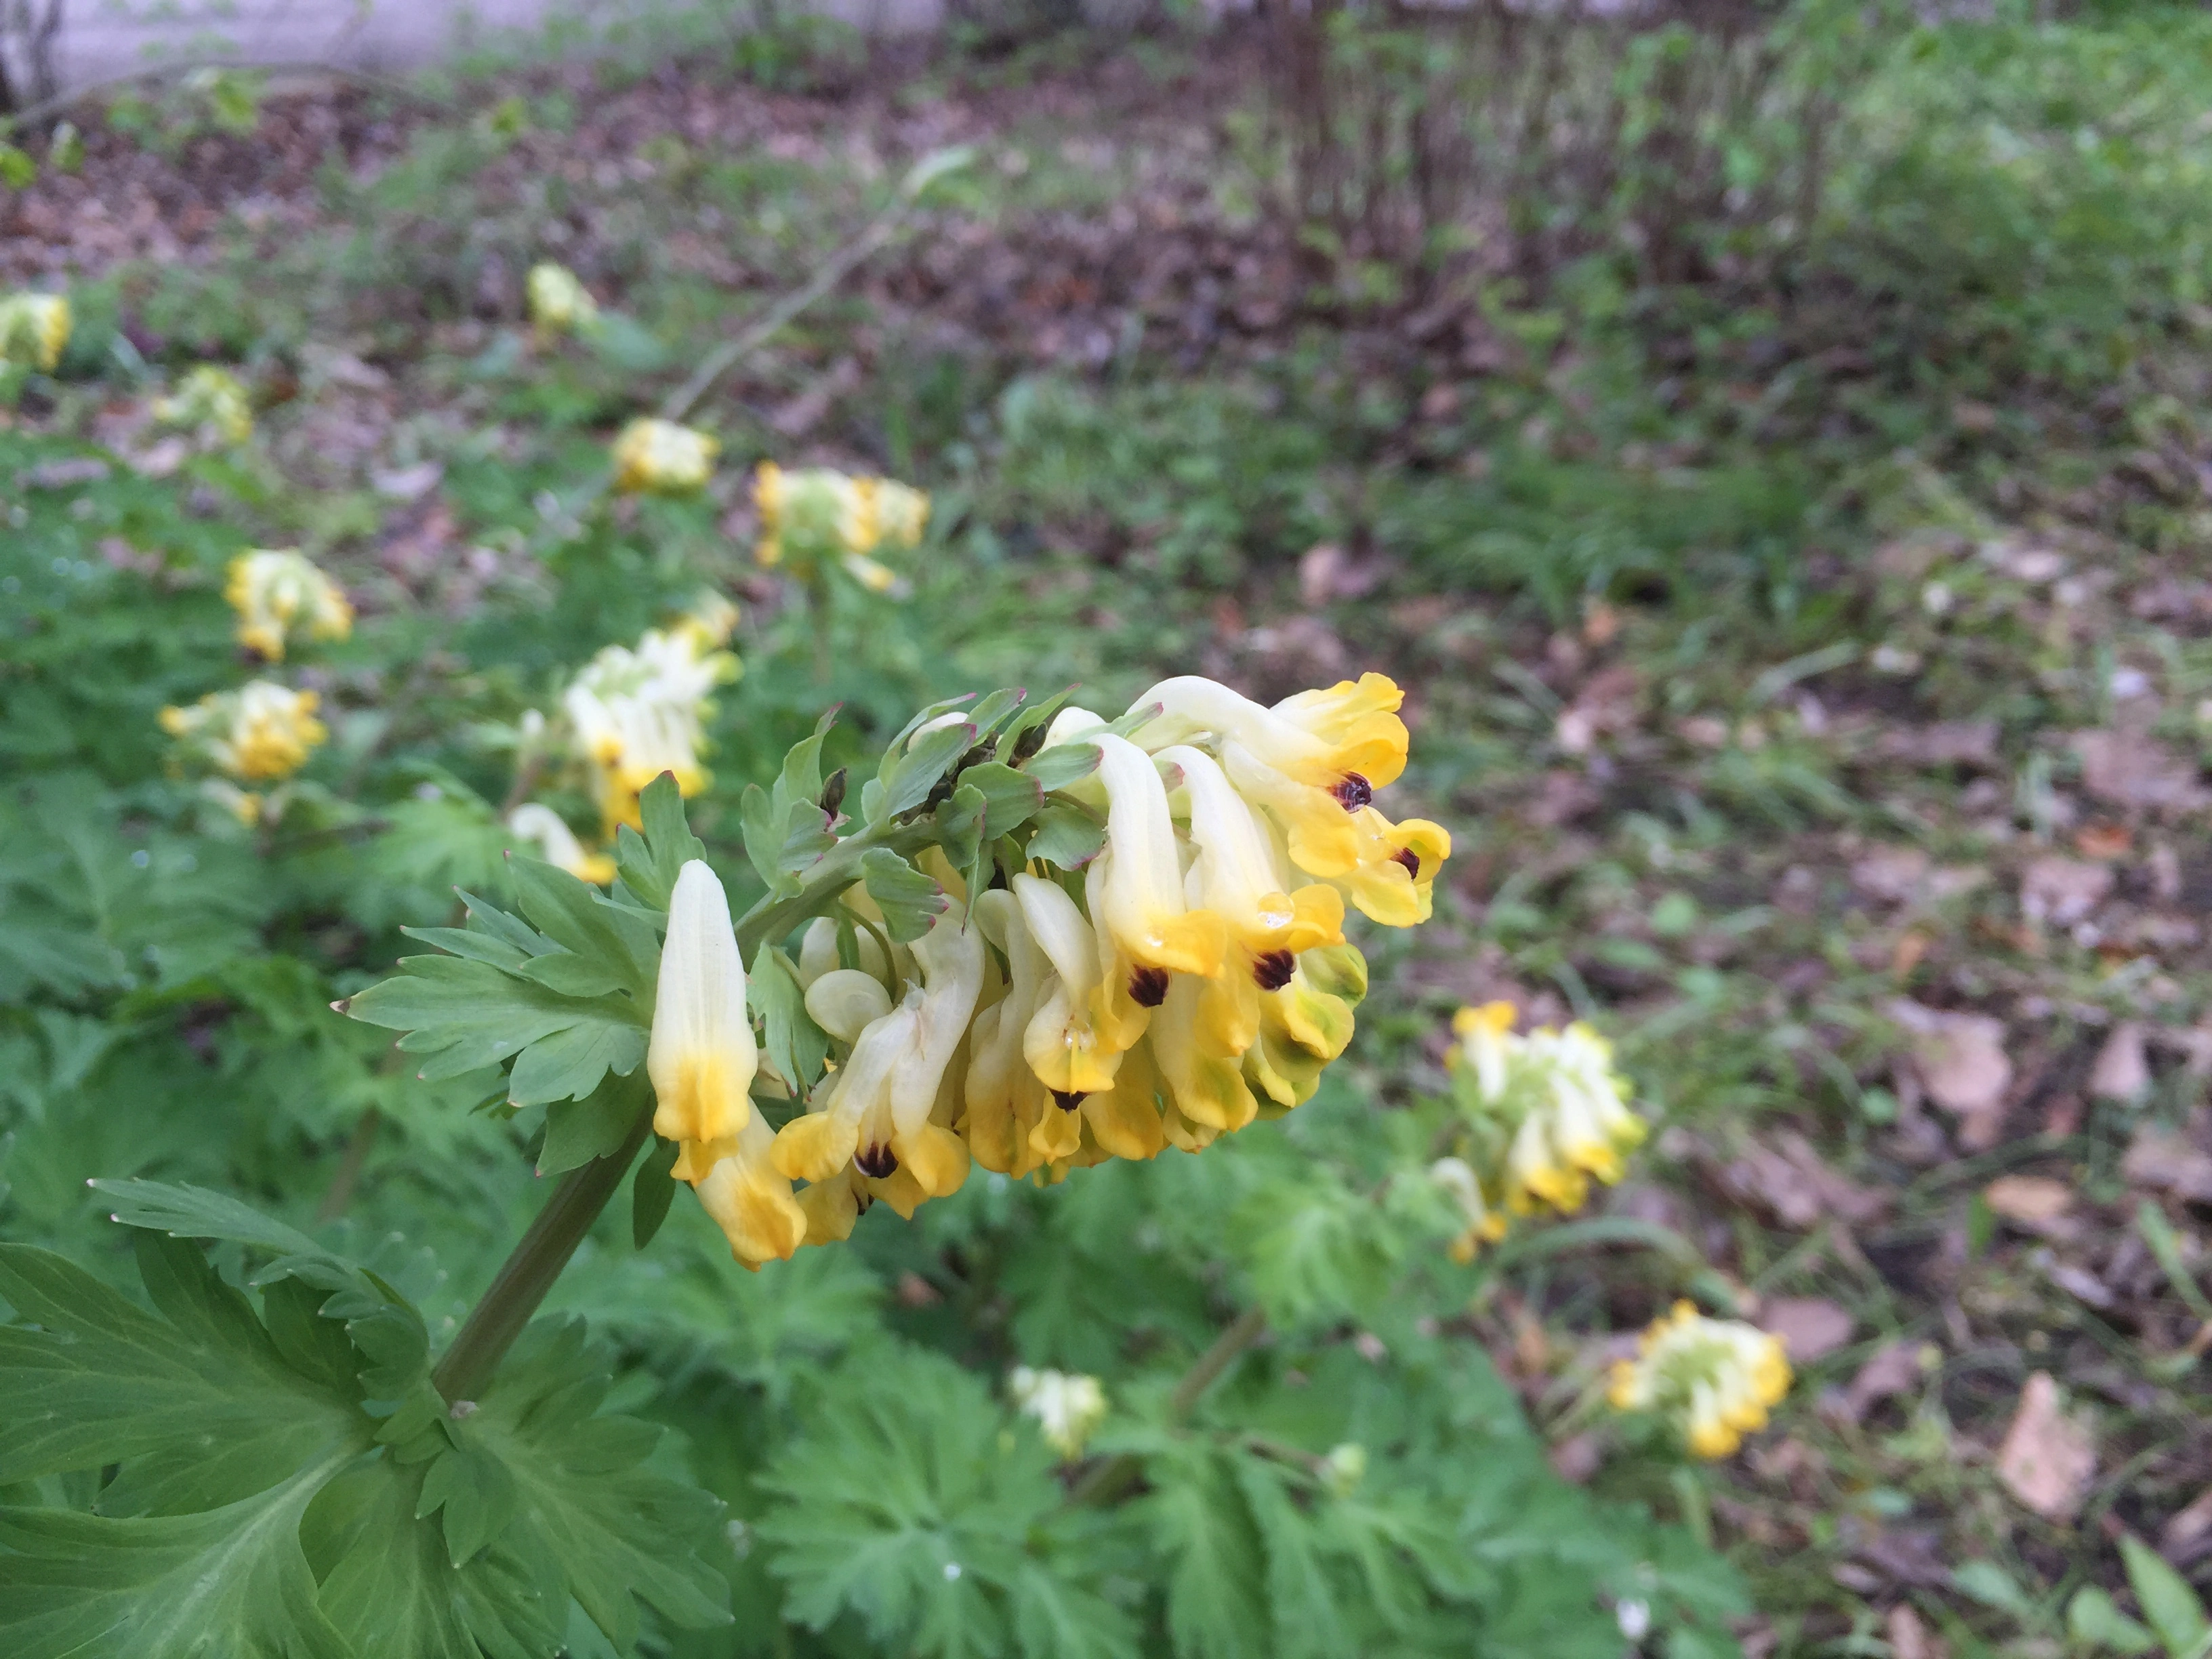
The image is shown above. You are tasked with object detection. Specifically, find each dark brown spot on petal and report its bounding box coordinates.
[1128,965,1170,1006]
[1391,847,1420,876]
[1252,949,1296,991]
[1331,773,1373,811]
[1051,1090,1085,1112]
[855,1143,899,1179]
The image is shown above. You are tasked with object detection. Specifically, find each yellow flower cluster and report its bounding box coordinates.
[646,672,1449,1269]
[1009,1367,1108,1461]
[1430,1003,1647,1261]
[527,262,598,338]
[559,598,739,834]
[225,550,352,661]
[611,418,718,495]
[0,292,69,371]
[752,462,930,593]
[1607,1301,1792,1459]
[155,365,254,445]
[160,682,328,821]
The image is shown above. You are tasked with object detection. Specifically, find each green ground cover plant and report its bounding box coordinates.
[9,1,2212,1653]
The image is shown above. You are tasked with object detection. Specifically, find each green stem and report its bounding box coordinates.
[432,1100,655,1405]
[1068,1307,1268,1507]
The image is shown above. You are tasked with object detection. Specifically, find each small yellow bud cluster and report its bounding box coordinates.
[159,682,328,823]
[645,674,1449,1269]
[0,291,70,372]
[753,461,930,594]
[1607,1302,1791,1459]
[1429,1002,1647,1261]
[1008,1367,1108,1460]
[526,262,598,339]
[611,419,718,495]
[557,596,739,836]
[224,550,352,662]
[155,365,255,445]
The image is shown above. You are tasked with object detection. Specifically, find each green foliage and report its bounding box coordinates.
[0,1196,729,1656]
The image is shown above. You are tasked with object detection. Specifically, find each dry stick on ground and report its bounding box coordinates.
[1067,1305,1270,1507]
[0,58,453,136]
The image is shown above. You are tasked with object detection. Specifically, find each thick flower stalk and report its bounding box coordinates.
[611,418,718,495]
[560,601,739,833]
[506,804,615,885]
[0,291,70,371]
[753,461,930,594]
[224,550,352,661]
[527,262,598,338]
[1010,1367,1108,1460]
[1607,1302,1792,1459]
[155,365,255,445]
[1429,1001,1646,1259]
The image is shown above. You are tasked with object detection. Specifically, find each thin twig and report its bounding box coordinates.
[0,58,451,136]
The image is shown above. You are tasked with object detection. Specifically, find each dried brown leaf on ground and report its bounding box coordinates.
[1982,1174,2076,1235]
[1891,1000,2012,1147]
[1835,1340,1931,1422]
[1759,1297,1854,1362]
[2123,1126,2212,1202]
[1719,1131,1887,1231]
[1887,1603,1947,1659]
[2162,1485,2212,1555]
[1994,1372,2095,1521]
[2072,729,2207,813]
[1851,847,1986,907]
[2090,1021,2152,1103]
[2020,855,2114,927]
[1877,720,1999,769]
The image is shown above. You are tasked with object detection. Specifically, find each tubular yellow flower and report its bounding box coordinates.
[161,681,327,783]
[691,1110,807,1271]
[224,550,352,661]
[1606,1302,1792,1459]
[507,804,616,886]
[1430,1156,1508,1263]
[561,615,737,832]
[1446,1005,1645,1219]
[527,262,598,337]
[752,462,928,592]
[650,860,758,1158]
[155,365,254,445]
[1160,743,1343,1057]
[611,419,718,495]
[772,897,983,1223]
[1082,734,1228,1056]
[1009,1367,1107,1461]
[962,888,1057,1176]
[0,293,70,371]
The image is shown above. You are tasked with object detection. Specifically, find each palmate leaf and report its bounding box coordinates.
[305,1454,560,1659]
[0,1237,365,1515]
[1140,1442,1272,1659]
[756,1343,1136,1659]
[424,1318,733,1649]
[0,1452,356,1659]
[0,1190,732,1658]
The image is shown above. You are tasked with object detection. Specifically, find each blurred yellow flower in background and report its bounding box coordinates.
[612,418,718,494]
[156,365,254,445]
[225,550,352,661]
[161,681,327,783]
[1607,1302,1791,1459]
[0,292,70,371]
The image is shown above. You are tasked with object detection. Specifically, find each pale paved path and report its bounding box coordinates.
[47,0,943,88]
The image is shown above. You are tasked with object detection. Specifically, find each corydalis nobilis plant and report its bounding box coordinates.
[346,672,1449,1271]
